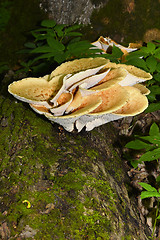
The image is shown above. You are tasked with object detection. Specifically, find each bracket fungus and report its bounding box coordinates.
[92,36,141,55]
[8,57,152,132]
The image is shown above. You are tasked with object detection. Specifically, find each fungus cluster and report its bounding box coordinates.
[8,57,152,132]
[92,36,142,55]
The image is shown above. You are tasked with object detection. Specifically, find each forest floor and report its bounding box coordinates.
[113,111,160,238]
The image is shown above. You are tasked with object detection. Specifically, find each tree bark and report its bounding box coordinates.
[39,0,109,25]
[0,73,151,239]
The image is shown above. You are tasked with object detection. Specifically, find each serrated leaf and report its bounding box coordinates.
[149,122,160,136]
[47,37,65,51]
[138,182,157,192]
[146,56,157,73]
[139,148,160,162]
[145,103,160,113]
[125,58,148,71]
[125,139,151,150]
[140,191,160,199]
[41,19,56,28]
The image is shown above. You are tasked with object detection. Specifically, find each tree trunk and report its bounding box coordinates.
[39,0,109,25]
[0,73,151,239]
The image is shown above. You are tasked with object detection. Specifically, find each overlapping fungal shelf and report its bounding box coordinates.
[8,57,152,132]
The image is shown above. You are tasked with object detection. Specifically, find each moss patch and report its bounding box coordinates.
[0,94,151,239]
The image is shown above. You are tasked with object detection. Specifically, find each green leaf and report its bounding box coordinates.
[125,50,148,60]
[148,85,160,95]
[24,42,36,49]
[41,19,56,28]
[147,92,157,102]
[31,46,53,53]
[54,24,66,37]
[125,139,151,150]
[149,122,160,136]
[33,52,56,61]
[156,215,160,220]
[156,175,160,185]
[154,73,160,81]
[68,37,81,44]
[139,135,160,146]
[54,52,68,64]
[31,31,47,41]
[138,182,157,192]
[154,47,160,55]
[65,24,81,33]
[67,41,92,56]
[130,160,139,168]
[111,45,123,58]
[154,53,160,59]
[47,37,65,51]
[145,103,160,113]
[146,56,157,73]
[139,148,160,162]
[125,58,148,71]
[147,42,156,53]
[140,191,160,199]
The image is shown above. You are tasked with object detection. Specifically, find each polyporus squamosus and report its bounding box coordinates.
[8,57,152,132]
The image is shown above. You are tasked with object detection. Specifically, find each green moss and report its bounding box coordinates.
[86,149,99,160]
[0,95,144,238]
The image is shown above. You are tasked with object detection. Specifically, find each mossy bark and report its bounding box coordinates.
[0,75,151,239]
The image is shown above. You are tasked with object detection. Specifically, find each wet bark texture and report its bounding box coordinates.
[39,0,109,24]
[0,73,151,239]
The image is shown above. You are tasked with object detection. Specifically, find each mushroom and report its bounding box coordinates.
[104,62,152,86]
[8,57,152,132]
[8,75,64,108]
[92,36,139,54]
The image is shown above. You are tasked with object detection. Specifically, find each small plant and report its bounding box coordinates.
[138,182,160,239]
[126,123,160,238]
[125,122,160,168]
[125,41,160,112]
[18,19,103,74]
